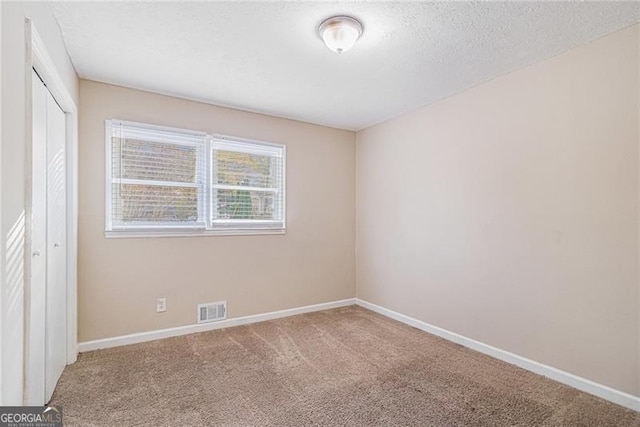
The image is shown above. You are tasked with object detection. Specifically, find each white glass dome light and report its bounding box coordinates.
[318,16,363,54]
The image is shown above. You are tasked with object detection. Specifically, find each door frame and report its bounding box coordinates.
[24,20,78,403]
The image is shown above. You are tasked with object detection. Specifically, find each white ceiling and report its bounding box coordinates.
[52,2,639,131]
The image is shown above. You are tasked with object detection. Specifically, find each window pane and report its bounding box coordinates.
[214,189,276,220]
[215,150,277,188]
[113,138,197,183]
[113,183,197,223]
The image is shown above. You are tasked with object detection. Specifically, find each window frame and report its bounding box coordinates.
[105,120,286,238]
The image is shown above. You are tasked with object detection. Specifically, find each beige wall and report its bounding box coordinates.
[78,80,355,342]
[356,25,639,396]
[1,2,78,405]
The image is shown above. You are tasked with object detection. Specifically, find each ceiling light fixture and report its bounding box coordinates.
[318,16,363,54]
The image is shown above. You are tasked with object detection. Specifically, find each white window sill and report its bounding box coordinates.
[105,228,286,239]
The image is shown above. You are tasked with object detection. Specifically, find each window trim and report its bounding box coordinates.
[105,120,286,238]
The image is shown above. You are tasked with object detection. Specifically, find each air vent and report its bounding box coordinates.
[197,301,227,323]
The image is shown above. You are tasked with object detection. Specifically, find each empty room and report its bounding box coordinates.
[1,1,639,425]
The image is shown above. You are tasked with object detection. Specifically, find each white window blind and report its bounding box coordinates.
[105,120,285,236]
[211,138,285,229]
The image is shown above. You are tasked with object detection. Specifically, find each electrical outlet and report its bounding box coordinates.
[157,298,167,313]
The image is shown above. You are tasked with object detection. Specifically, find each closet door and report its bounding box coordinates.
[27,70,48,405]
[45,90,67,401]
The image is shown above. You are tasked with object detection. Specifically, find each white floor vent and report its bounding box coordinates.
[197,301,227,323]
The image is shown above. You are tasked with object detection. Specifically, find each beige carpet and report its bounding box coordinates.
[52,306,638,426]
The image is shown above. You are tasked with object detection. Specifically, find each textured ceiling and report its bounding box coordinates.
[52,2,639,131]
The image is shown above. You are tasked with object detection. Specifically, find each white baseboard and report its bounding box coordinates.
[355,298,639,412]
[78,298,356,353]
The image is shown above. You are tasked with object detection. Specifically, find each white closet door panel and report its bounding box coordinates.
[27,71,48,405]
[45,91,67,402]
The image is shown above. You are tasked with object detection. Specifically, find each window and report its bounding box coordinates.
[106,120,285,237]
